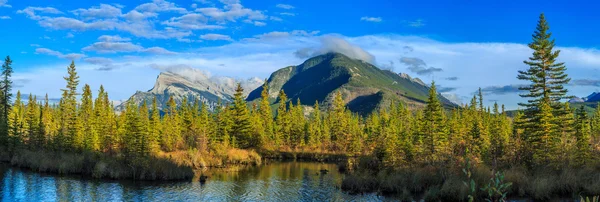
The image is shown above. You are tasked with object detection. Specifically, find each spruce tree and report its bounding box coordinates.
[574,105,591,166]
[149,97,161,153]
[517,14,570,165]
[259,81,273,145]
[422,81,448,162]
[0,56,13,145]
[231,83,251,148]
[62,61,80,150]
[81,84,98,151]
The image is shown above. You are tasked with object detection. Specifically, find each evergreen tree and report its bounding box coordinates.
[275,90,289,147]
[149,97,161,153]
[81,84,99,151]
[422,81,448,162]
[517,14,570,165]
[0,56,13,145]
[574,105,592,166]
[231,83,252,148]
[61,61,80,151]
[258,81,273,146]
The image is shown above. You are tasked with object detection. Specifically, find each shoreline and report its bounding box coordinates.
[0,147,353,182]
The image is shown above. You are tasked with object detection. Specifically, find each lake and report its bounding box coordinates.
[0,161,392,202]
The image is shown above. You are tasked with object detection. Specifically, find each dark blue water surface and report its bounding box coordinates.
[0,162,392,202]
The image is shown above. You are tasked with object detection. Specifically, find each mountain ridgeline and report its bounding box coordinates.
[246,53,456,115]
[116,71,263,112]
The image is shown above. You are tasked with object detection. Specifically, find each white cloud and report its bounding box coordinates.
[18,0,272,40]
[83,38,177,55]
[98,35,131,42]
[135,0,188,14]
[17,7,63,20]
[294,35,375,63]
[0,16,9,20]
[162,13,225,30]
[405,19,425,27]
[82,41,144,53]
[71,4,122,19]
[143,47,178,55]
[0,0,11,8]
[35,48,86,60]
[200,33,233,41]
[280,12,295,16]
[253,21,266,26]
[197,3,266,22]
[65,33,75,38]
[360,16,382,23]
[276,4,294,9]
[245,30,320,41]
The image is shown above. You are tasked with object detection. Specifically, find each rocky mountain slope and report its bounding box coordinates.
[116,71,262,111]
[246,52,457,115]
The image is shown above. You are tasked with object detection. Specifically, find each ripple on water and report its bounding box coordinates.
[0,162,393,202]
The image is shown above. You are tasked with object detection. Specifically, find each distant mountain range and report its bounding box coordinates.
[116,70,263,112]
[118,52,457,114]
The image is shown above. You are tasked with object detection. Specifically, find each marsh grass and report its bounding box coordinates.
[0,146,263,181]
[341,157,600,201]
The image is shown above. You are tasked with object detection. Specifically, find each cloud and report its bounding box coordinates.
[135,0,188,14]
[82,40,176,55]
[162,13,225,30]
[380,60,395,71]
[200,33,233,41]
[71,4,122,19]
[442,93,462,105]
[17,7,63,20]
[98,35,131,42]
[0,16,9,20]
[360,16,382,23]
[84,57,116,71]
[196,3,266,22]
[399,57,442,75]
[13,79,30,88]
[276,4,294,9]
[445,76,459,81]
[0,0,10,8]
[143,47,178,55]
[293,35,375,63]
[65,33,75,38]
[35,48,86,60]
[280,12,295,16]
[437,86,457,93]
[571,79,600,87]
[83,41,144,53]
[405,19,425,27]
[480,84,526,95]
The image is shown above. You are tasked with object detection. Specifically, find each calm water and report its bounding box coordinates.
[0,162,390,202]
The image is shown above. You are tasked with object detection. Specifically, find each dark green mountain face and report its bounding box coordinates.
[247,52,457,115]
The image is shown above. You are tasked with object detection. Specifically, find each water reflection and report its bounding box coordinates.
[0,162,388,202]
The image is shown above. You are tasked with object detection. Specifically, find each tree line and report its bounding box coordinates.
[0,14,597,170]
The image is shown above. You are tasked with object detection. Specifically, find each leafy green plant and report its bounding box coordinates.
[580,196,599,202]
[462,154,476,202]
[481,171,512,202]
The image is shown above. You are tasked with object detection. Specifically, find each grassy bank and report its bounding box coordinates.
[340,157,600,201]
[0,147,262,181]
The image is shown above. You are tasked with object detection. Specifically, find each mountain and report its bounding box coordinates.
[117,70,263,111]
[246,52,457,115]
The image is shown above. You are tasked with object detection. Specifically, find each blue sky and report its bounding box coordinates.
[0,0,600,109]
